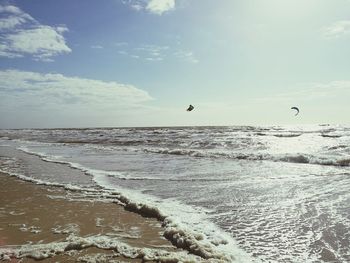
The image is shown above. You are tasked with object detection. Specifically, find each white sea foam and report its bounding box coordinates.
[141,146,350,167]
[92,172,250,262]
[0,234,202,262]
[3,147,251,262]
[52,224,80,235]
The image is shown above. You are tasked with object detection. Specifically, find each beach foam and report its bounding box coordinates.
[1,147,250,262]
[0,234,202,262]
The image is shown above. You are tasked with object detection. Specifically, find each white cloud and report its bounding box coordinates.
[0,5,24,15]
[117,43,198,63]
[130,3,143,11]
[0,70,153,109]
[323,20,350,38]
[0,16,28,30]
[146,0,175,15]
[0,4,71,61]
[123,0,176,15]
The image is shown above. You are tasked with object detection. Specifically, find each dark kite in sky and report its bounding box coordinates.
[291,106,299,116]
[186,105,194,111]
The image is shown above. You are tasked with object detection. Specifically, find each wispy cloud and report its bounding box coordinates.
[255,81,350,103]
[91,45,103,49]
[122,0,176,15]
[174,50,199,64]
[117,44,165,61]
[0,70,153,110]
[323,20,350,38]
[130,3,143,11]
[0,4,71,61]
[114,42,129,47]
[134,44,169,61]
[117,43,198,63]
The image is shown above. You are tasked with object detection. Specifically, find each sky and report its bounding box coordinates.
[0,0,349,128]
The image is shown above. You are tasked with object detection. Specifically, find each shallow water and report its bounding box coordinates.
[1,125,350,262]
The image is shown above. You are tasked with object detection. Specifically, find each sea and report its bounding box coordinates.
[0,125,349,262]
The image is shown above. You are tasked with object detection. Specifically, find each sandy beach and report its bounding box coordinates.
[0,172,178,262]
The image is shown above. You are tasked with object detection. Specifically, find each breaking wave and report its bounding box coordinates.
[141,147,350,167]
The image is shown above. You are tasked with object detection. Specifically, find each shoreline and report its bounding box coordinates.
[0,143,248,263]
[0,172,188,262]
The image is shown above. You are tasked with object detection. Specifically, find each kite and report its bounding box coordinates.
[291,107,299,116]
[186,105,194,111]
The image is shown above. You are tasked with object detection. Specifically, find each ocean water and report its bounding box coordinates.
[0,125,350,262]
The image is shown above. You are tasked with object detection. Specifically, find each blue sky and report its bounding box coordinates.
[0,0,349,128]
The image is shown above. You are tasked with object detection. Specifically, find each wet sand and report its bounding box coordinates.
[0,172,177,262]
